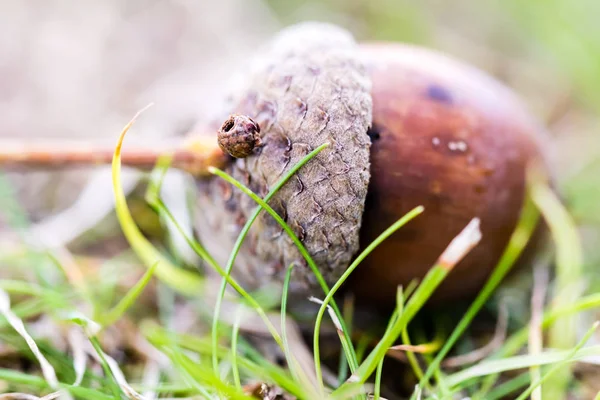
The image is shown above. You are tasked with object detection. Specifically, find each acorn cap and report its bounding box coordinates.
[194,23,373,295]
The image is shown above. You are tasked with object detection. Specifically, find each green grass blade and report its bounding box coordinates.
[208,143,360,373]
[486,372,530,400]
[476,292,600,398]
[145,155,218,270]
[337,295,355,384]
[168,349,252,400]
[209,143,329,373]
[167,345,219,399]
[231,307,243,392]
[87,336,123,399]
[313,206,424,386]
[401,328,425,382]
[280,265,319,396]
[445,345,600,387]
[335,265,450,399]
[507,293,600,356]
[336,287,403,399]
[530,169,584,399]
[281,265,298,382]
[66,315,121,398]
[373,358,384,400]
[102,261,158,327]
[0,289,59,390]
[0,368,113,400]
[516,322,598,400]
[0,280,56,299]
[111,110,204,295]
[416,190,540,395]
[145,161,284,345]
[144,320,307,398]
[334,218,482,399]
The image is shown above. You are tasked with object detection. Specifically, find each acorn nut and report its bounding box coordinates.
[0,22,549,305]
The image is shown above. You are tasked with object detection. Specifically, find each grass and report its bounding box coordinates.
[312,205,424,387]
[0,110,598,400]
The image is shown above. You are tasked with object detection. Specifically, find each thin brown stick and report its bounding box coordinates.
[0,133,228,177]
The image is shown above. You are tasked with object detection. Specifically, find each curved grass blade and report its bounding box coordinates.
[145,160,282,343]
[281,265,298,381]
[313,206,424,386]
[208,153,362,375]
[529,167,584,399]
[0,289,58,390]
[111,108,203,295]
[208,143,352,373]
[146,166,309,395]
[146,146,329,393]
[102,261,158,327]
[371,288,407,400]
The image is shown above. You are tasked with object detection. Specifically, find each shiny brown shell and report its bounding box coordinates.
[347,43,548,304]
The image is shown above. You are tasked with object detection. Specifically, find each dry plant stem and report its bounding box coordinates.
[0,134,227,177]
[529,264,549,400]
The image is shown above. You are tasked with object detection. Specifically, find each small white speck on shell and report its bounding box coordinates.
[448,140,468,152]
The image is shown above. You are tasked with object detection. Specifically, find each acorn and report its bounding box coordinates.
[0,23,549,304]
[350,43,548,304]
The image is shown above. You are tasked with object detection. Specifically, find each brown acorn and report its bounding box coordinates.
[0,24,549,304]
[348,43,549,304]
